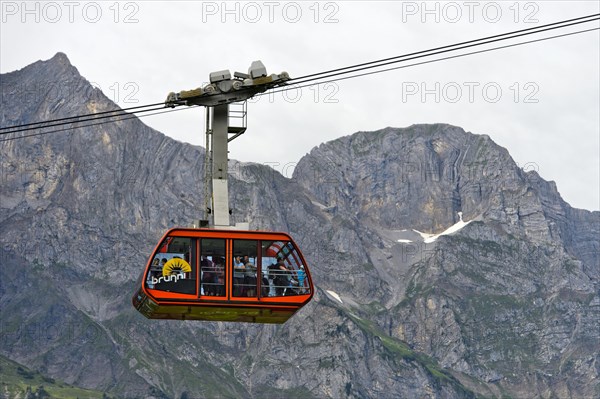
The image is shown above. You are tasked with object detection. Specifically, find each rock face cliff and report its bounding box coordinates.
[1,53,598,399]
[293,127,599,398]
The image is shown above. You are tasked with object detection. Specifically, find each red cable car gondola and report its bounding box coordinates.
[132,228,314,323]
[132,61,313,323]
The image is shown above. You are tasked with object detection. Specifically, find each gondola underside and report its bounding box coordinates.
[134,293,301,324]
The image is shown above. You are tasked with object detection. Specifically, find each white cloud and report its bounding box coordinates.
[1,0,598,210]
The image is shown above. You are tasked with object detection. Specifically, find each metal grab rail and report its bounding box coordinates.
[196,266,310,296]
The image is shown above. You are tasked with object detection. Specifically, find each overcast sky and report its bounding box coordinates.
[2,1,599,211]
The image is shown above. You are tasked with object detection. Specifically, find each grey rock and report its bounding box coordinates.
[1,53,598,399]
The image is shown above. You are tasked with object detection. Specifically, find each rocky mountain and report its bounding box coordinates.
[1,53,598,399]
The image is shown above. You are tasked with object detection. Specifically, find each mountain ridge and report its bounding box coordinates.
[1,53,598,399]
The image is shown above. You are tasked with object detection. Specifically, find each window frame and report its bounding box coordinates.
[141,229,313,305]
[199,237,228,300]
[145,236,198,298]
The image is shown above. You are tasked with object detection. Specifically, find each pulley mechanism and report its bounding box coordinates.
[165,61,290,228]
[165,61,289,108]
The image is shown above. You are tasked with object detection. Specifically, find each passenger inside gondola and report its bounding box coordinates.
[232,240,259,298]
[200,238,226,297]
[233,257,245,296]
[274,258,290,296]
[214,257,225,296]
[297,265,307,294]
[201,256,213,295]
[244,260,257,297]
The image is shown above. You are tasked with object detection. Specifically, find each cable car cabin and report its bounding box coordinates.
[132,228,314,324]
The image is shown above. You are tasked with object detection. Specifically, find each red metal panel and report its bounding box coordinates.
[133,227,314,323]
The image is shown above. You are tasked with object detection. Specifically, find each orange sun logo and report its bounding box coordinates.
[162,258,192,277]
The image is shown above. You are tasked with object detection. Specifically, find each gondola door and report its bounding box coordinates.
[230,239,260,301]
